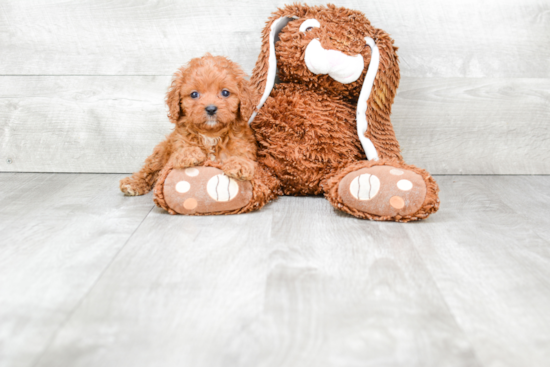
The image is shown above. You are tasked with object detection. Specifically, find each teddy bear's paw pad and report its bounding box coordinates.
[163,167,252,215]
[338,165,426,217]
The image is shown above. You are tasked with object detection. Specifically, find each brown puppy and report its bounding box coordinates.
[120,54,257,196]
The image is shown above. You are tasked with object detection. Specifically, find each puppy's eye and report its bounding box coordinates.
[190,91,199,99]
[306,27,313,32]
[221,89,230,97]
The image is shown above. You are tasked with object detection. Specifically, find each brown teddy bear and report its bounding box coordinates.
[154,4,439,222]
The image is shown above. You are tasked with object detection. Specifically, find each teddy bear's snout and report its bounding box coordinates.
[304,39,364,84]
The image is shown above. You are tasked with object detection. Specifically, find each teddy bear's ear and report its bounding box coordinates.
[358,30,403,162]
[355,37,381,161]
[248,15,297,124]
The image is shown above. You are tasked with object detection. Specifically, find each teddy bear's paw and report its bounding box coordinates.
[338,165,427,218]
[161,167,253,215]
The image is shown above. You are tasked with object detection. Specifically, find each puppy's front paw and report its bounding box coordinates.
[120,176,150,196]
[222,157,255,181]
[171,147,207,169]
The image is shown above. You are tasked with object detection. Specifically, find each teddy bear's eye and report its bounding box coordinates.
[190,91,199,99]
[221,89,230,97]
[299,19,321,33]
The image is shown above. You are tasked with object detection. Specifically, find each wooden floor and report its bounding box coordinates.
[1,173,549,367]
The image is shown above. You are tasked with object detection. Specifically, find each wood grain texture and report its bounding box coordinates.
[1,76,549,174]
[33,197,480,367]
[483,176,550,243]
[1,173,550,367]
[0,173,154,367]
[0,76,170,173]
[234,197,479,367]
[34,200,277,367]
[403,176,550,367]
[393,78,550,174]
[0,0,548,77]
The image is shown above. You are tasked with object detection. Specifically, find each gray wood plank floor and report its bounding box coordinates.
[0,173,549,367]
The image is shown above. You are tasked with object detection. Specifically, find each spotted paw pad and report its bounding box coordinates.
[163,167,252,215]
[338,166,426,217]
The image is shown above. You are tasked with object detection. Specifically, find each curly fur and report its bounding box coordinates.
[120,54,257,196]
[242,4,439,221]
[251,4,402,161]
[127,5,440,221]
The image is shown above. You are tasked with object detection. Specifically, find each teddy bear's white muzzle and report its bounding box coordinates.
[304,39,364,84]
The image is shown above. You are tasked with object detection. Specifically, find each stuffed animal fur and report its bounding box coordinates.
[154,4,439,221]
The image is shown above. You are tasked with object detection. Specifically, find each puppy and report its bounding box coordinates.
[120,54,257,196]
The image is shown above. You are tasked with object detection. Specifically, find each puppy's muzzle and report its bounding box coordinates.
[205,105,218,116]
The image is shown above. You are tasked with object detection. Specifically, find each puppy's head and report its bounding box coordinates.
[166,54,254,135]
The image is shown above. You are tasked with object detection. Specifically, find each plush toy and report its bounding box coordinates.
[155,4,439,221]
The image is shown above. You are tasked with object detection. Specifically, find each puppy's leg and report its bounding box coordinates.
[169,146,207,169]
[120,140,170,196]
[221,156,255,180]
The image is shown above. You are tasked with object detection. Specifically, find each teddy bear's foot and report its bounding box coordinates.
[339,165,426,217]
[325,160,439,222]
[156,166,253,215]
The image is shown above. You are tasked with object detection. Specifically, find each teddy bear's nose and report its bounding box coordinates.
[205,105,218,116]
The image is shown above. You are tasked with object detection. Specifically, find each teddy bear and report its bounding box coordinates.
[154,4,439,222]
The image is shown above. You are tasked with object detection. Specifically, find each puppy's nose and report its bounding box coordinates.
[205,105,218,116]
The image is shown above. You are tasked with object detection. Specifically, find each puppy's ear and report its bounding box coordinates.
[237,78,256,123]
[166,69,184,122]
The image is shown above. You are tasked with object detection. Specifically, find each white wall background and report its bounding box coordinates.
[1,0,549,174]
